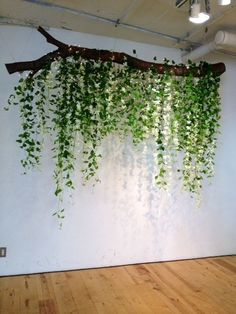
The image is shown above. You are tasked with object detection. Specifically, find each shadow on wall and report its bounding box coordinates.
[70,134,197,259]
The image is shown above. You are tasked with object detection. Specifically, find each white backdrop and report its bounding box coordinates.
[0,25,235,276]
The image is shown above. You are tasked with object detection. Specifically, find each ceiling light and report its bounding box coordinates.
[189,12,210,24]
[218,0,231,5]
[189,0,210,24]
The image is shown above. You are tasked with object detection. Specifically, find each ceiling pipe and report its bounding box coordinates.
[182,30,236,62]
[22,0,200,45]
[22,0,181,42]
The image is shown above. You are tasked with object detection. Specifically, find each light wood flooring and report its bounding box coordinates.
[0,255,236,314]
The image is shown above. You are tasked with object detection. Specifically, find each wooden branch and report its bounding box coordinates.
[37,26,68,50]
[5,26,226,77]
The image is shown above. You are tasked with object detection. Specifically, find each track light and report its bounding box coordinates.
[218,0,231,5]
[176,0,231,24]
[189,0,210,24]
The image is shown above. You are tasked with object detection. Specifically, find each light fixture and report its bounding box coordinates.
[189,0,210,24]
[218,0,231,5]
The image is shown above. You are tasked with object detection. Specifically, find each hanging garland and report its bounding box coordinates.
[4,27,223,219]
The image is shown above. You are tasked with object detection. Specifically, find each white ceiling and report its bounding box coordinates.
[0,0,236,51]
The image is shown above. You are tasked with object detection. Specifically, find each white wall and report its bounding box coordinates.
[0,25,235,276]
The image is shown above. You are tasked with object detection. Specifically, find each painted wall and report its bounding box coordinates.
[0,26,235,276]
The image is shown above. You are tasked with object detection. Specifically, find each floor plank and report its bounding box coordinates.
[0,256,236,313]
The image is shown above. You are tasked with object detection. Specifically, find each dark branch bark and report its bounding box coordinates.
[5,26,226,77]
[37,26,68,49]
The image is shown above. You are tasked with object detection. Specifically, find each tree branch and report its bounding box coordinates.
[5,26,226,77]
[37,26,68,49]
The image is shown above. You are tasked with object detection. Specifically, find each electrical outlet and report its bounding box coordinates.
[0,247,7,257]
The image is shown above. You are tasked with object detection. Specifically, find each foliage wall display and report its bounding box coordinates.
[4,27,223,220]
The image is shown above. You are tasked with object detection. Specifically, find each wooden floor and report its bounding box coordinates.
[0,256,236,314]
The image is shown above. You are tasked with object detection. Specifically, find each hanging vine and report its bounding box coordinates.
[4,27,222,219]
